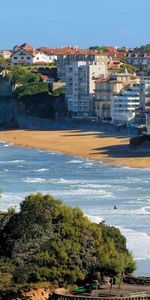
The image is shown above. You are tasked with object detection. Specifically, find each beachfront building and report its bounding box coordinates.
[11,43,51,65]
[111,85,140,125]
[94,72,139,122]
[94,79,123,121]
[134,77,150,124]
[140,77,150,111]
[57,52,108,118]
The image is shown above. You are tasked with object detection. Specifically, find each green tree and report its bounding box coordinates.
[89,46,109,52]
[0,193,136,285]
[6,66,39,84]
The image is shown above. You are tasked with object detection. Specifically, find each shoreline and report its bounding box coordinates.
[0,129,150,168]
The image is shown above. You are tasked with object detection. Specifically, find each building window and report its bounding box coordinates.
[37,57,39,60]
[21,57,24,60]
[14,57,17,59]
[27,57,30,60]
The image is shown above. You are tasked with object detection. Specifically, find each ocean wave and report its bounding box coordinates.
[126,177,149,183]
[35,168,49,172]
[54,188,114,198]
[119,227,150,260]
[67,159,84,164]
[0,193,25,212]
[3,143,14,147]
[123,166,150,171]
[0,160,26,164]
[22,177,46,183]
[86,214,104,224]
[37,149,63,156]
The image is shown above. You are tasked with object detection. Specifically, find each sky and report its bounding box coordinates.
[1,0,150,49]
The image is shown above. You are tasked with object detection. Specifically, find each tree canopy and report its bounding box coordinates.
[89,46,109,52]
[0,193,136,287]
[135,44,150,51]
[14,82,49,97]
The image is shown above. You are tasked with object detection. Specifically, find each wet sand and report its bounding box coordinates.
[0,129,150,168]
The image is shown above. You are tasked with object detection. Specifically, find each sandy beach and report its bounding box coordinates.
[0,128,150,168]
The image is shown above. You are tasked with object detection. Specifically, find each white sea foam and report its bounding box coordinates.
[126,177,149,183]
[3,143,14,147]
[52,188,114,198]
[0,160,25,164]
[36,168,49,172]
[37,149,63,156]
[0,141,6,144]
[123,166,150,171]
[84,162,94,166]
[86,214,104,224]
[0,193,25,211]
[22,177,46,183]
[119,227,150,260]
[67,159,84,164]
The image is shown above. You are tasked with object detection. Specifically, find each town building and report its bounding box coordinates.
[126,50,150,69]
[37,47,57,64]
[111,85,140,125]
[0,50,12,59]
[134,77,150,125]
[11,43,50,65]
[140,77,150,111]
[94,79,123,121]
[94,72,140,122]
[57,52,108,118]
[109,72,140,85]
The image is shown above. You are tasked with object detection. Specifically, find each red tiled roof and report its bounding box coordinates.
[105,46,116,51]
[40,75,49,78]
[34,61,46,65]
[38,47,108,56]
[20,43,33,50]
[37,47,126,58]
[12,48,35,57]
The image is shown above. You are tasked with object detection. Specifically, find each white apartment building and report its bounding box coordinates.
[140,77,150,111]
[57,54,107,117]
[111,85,140,124]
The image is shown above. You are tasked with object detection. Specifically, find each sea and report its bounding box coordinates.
[0,141,150,276]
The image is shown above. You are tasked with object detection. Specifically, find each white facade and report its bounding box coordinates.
[58,55,107,117]
[111,85,140,124]
[140,77,150,111]
[11,48,51,65]
[126,51,150,68]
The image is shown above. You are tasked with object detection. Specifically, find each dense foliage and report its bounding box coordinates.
[135,44,150,51]
[14,82,49,97]
[112,63,138,74]
[89,46,109,52]
[6,66,40,84]
[0,193,136,286]
[4,66,51,97]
